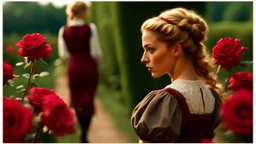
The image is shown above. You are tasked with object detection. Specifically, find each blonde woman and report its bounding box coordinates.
[58,1,102,143]
[131,7,222,143]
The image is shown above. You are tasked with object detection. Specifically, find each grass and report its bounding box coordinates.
[96,83,138,142]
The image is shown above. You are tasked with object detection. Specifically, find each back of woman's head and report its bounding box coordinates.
[141,7,223,98]
[66,1,88,21]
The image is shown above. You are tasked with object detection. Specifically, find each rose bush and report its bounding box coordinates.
[3,33,76,143]
[212,37,247,71]
[212,37,253,143]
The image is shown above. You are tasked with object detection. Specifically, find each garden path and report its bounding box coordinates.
[55,75,129,143]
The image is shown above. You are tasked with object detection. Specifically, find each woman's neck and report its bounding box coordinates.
[169,57,200,82]
[72,17,84,21]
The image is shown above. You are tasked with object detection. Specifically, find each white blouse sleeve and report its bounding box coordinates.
[89,23,103,61]
[58,26,70,60]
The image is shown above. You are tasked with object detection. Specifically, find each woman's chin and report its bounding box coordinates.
[151,73,162,79]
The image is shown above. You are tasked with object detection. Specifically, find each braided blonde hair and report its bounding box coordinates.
[141,8,223,98]
[66,1,88,22]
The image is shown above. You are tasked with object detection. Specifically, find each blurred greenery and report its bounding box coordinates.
[206,2,252,22]
[3,2,66,35]
[90,2,121,91]
[3,1,253,143]
[222,2,252,22]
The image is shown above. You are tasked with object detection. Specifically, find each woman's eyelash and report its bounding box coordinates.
[147,48,155,52]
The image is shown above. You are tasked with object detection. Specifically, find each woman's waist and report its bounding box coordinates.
[68,56,97,66]
[69,54,94,60]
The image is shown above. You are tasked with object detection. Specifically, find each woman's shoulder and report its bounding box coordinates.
[131,88,182,142]
[144,89,179,102]
[132,88,182,119]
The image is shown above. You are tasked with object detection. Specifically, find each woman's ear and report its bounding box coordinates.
[174,43,182,57]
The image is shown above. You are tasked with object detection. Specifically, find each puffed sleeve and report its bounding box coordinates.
[205,89,222,139]
[131,90,182,143]
[89,23,103,61]
[58,26,70,60]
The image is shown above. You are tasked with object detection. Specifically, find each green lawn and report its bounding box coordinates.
[96,83,138,142]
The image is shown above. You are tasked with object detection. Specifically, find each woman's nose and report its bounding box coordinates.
[141,52,149,64]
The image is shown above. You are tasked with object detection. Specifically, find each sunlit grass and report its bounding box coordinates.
[96,83,138,142]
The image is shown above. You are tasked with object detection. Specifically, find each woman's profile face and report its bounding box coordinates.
[141,30,176,78]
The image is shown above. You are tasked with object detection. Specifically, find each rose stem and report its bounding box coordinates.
[224,70,232,92]
[32,122,44,143]
[21,60,35,102]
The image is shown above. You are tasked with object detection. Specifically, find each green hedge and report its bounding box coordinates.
[90,2,120,89]
[206,2,252,23]
[222,2,252,22]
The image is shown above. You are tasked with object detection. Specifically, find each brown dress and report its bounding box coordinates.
[131,80,222,143]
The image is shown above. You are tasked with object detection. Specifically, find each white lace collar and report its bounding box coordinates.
[165,79,215,114]
[68,19,85,26]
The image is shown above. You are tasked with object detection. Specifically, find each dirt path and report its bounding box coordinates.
[55,76,129,143]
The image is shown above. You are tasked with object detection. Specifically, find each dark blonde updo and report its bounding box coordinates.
[141,7,223,98]
[66,1,88,22]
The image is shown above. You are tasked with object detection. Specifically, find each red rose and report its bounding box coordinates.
[220,89,253,135]
[3,96,34,143]
[41,95,75,136]
[3,61,14,85]
[27,87,56,113]
[201,138,212,143]
[16,33,52,60]
[212,37,247,70]
[6,46,16,53]
[228,72,253,92]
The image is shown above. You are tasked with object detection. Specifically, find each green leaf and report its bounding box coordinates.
[14,74,20,78]
[19,89,26,93]
[16,62,24,66]
[23,73,30,79]
[33,74,40,80]
[239,61,253,67]
[24,62,31,69]
[31,81,39,87]
[9,95,15,98]
[39,71,49,77]
[6,80,14,86]
[39,59,48,65]
[15,97,22,101]
[16,85,24,89]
